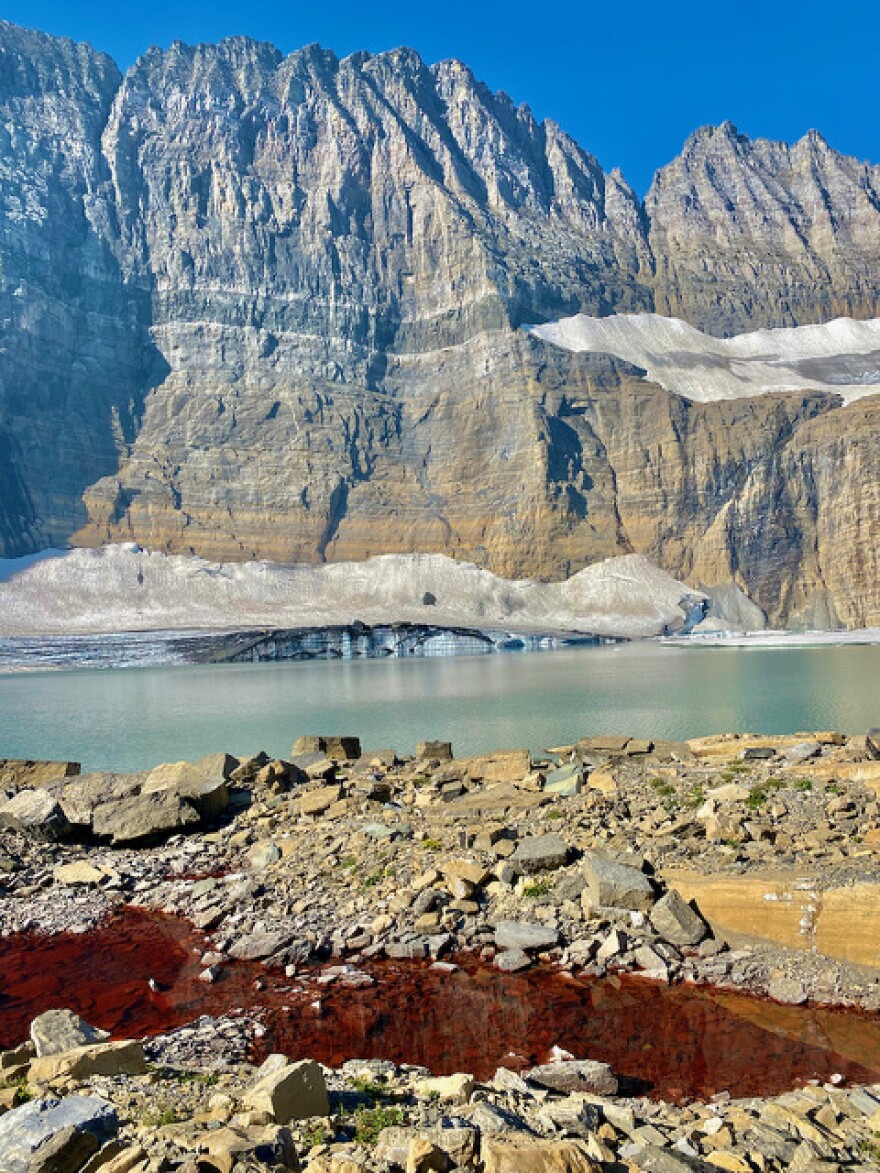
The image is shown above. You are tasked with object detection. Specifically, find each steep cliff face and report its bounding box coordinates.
[0,22,156,555]
[647,122,880,336]
[1,22,879,627]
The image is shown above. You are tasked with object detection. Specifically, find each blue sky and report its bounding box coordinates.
[5,0,878,193]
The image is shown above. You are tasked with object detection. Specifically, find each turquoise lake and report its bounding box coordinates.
[0,643,878,772]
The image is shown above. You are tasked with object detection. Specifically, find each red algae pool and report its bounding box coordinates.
[2,907,880,1102]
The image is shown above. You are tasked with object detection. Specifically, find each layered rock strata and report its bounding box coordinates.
[1,23,880,625]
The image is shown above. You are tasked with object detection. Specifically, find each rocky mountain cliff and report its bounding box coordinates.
[1,21,879,627]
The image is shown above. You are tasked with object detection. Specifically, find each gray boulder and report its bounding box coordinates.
[0,1097,117,1173]
[526,1059,618,1096]
[511,834,570,874]
[91,791,201,845]
[649,890,709,946]
[583,853,655,911]
[0,790,70,841]
[494,922,559,952]
[30,1010,110,1058]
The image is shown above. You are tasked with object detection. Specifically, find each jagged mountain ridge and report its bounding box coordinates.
[1,21,879,627]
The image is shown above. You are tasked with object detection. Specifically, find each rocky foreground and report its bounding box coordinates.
[2,729,880,1171]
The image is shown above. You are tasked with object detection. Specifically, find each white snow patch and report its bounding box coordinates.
[529,313,880,404]
[0,544,704,640]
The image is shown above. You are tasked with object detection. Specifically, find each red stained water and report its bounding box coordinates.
[2,907,880,1101]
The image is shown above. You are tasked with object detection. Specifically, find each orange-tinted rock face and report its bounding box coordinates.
[3,908,880,1101]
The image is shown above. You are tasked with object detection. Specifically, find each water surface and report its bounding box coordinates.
[2,908,879,1100]
[0,643,878,772]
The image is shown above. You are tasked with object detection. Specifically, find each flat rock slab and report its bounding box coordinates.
[300,784,343,816]
[228,929,295,961]
[511,834,570,874]
[526,1059,618,1096]
[28,1040,146,1083]
[30,1009,110,1058]
[494,921,559,952]
[583,853,655,912]
[0,760,80,788]
[465,750,532,784]
[481,1137,600,1173]
[91,791,201,844]
[0,1096,117,1173]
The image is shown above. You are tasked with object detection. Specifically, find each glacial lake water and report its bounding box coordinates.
[0,642,878,773]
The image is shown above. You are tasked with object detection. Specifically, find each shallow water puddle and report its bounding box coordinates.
[2,907,880,1101]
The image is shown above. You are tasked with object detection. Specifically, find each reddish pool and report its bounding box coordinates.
[2,907,879,1101]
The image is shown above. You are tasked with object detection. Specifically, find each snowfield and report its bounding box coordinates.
[0,545,705,640]
[529,313,880,404]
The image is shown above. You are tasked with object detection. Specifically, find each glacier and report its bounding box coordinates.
[529,313,880,404]
[0,544,705,642]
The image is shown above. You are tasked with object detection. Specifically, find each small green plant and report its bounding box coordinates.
[139,1104,182,1127]
[793,777,813,792]
[546,808,564,820]
[362,872,382,889]
[650,777,676,798]
[338,855,358,870]
[522,880,551,898]
[826,782,843,796]
[859,1134,880,1164]
[349,1076,387,1100]
[0,1076,32,1106]
[303,1122,330,1149]
[745,787,767,811]
[421,838,442,852]
[411,775,431,788]
[352,1105,405,1145]
[687,783,706,809]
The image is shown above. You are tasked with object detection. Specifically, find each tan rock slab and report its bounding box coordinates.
[28,1039,146,1084]
[481,1137,599,1173]
[464,750,531,784]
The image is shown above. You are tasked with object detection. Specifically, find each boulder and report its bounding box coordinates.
[415,1074,474,1104]
[416,741,453,761]
[28,1040,146,1084]
[324,737,361,761]
[91,791,201,844]
[0,790,70,841]
[582,853,655,911]
[542,765,583,798]
[228,929,295,962]
[30,1010,110,1058]
[49,772,142,830]
[465,750,531,784]
[481,1137,600,1173]
[494,949,533,972]
[511,835,570,874]
[197,1123,298,1172]
[0,1097,117,1173]
[494,922,559,952]
[300,785,343,816]
[142,761,230,819]
[25,1124,99,1172]
[52,862,110,887]
[291,735,327,755]
[244,1057,329,1122]
[525,1060,618,1096]
[0,760,80,789]
[649,890,708,946]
